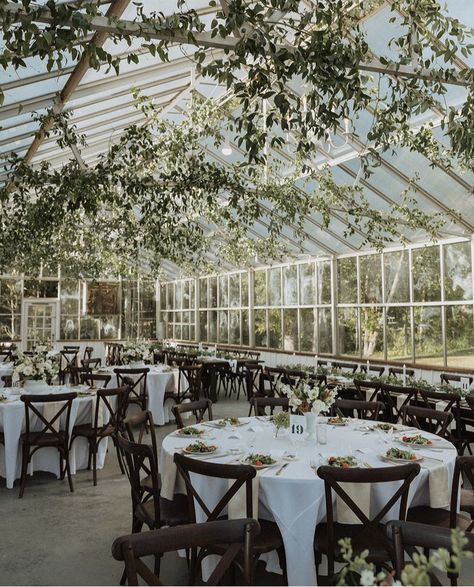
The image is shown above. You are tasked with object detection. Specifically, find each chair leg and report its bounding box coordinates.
[59,450,65,480]
[18,443,29,499]
[113,437,126,475]
[92,444,98,486]
[64,448,74,492]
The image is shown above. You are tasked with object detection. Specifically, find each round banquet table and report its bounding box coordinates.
[160,416,458,586]
[99,364,180,425]
[0,384,109,489]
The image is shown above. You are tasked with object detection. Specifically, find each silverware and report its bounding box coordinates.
[275,462,289,476]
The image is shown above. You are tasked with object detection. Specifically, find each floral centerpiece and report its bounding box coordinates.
[280,379,337,441]
[121,339,151,365]
[13,351,59,390]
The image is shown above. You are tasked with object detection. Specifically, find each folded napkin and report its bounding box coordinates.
[247,425,264,433]
[336,482,371,524]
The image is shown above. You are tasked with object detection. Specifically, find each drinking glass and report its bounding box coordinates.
[317,420,327,445]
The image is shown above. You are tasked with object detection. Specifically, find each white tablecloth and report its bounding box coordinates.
[101,364,180,426]
[0,363,13,385]
[161,417,457,586]
[0,384,109,489]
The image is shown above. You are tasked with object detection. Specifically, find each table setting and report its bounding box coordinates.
[160,414,458,586]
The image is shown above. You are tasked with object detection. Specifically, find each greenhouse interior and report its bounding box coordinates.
[1,0,474,585]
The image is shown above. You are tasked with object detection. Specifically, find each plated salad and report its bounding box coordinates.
[401,434,432,446]
[177,426,205,437]
[242,453,276,468]
[216,417,241,426]
[328,416,347,425]
[327,456,357,468]
[376,423,396,432]
[184,441,217,453]
[385,447,418,461]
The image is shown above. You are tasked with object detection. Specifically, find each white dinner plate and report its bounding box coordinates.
[381,453,424,463]
[240,456,279,470]
[182,445,219,456]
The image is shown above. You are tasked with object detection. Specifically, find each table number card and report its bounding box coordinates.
[290,414,305,437]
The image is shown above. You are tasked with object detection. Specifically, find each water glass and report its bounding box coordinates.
[317,420,327,445]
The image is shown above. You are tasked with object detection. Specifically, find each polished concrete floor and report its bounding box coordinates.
[1,396,474,586]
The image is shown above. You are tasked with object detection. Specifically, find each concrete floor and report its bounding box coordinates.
[1,396,474,586]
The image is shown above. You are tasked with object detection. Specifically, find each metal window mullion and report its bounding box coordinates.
[331,257,337,356]
[440,244,447,367]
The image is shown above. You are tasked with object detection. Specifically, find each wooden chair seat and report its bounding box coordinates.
[253,519,286,554]
[140,473,161,494]
[20,430,67,447]
[407,506,472,531]
[461,488,474,514]
[137,494,189,527]
[315,522,390,563]
[71,422,115,438]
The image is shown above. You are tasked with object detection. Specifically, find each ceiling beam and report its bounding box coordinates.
[4,2,470,86]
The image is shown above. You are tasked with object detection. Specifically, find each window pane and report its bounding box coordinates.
[166,284,173,309]
[360,255,382,303]
[386,307,412,362]
[384,250,409,303]
[361,307,384,359]
[199,311,208,342]
[175,324,182,340]
[283,265,298,306]
[174,282,182,309]
[319,308,332,353]
[0,314,21,340]
[446,305,474,369]
[414,306,443,365]
[229,310,240,344]
[412,247,441,302]
[299,308,316,352]
[283,309,298,351]
[182,324,190,340]
[166,320,173,338]
[160,285,166,310]
[182,281,190,309]
[268,308,282,348]
[338,308,359,356]
[254,270,266,306]
[208,310,217,342]
[209,277,217,308]
[229,274,240,307]
[218,310,228,343]
[241,274,249,307]
[317,261,332,305]
[24,279,58,298]
[219,276,228,307]
[189,281,195,309]
[299,263,315,305]
[337,258,357,304]
[242,309,249,346]
[199,278,208,308]
[80,316,99,339]
[254,309,267,347]
[444,242,472,301]
[268,268,282,306]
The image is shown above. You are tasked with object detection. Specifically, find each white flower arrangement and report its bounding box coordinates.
[13,351,59,382]
[280,379,337,415]
[121,339,151,364]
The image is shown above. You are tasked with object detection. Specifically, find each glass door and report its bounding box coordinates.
[22,300,58,351]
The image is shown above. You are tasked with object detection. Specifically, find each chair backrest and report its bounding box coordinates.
[93,386,130,433]
[112,518,260,586]
[354,379,383,402]
[386,519,474,586]
[441,373,473,386]
[0,349,13,362]
[388,367,415,378]
[264,367,286,396]
[361,365,385,377]
[83,346,94,361]
[116,435,161,528]
[333,361,358,373]
[174,453,256,521]
[82,357,101,369]
[82,373,112,388]
[380,384,419,424]
[60,349,79,370]
[152,350,166,364]
[172,399,213,429]
[333,399,384,420]
[63,345,80,351]
[114,368,149,403]
[318,463,420,571]
[401,404,453,439]
[69,365,91,385]
[244,362,263,399]
[178,364,203,401]
[253,396,289,416]
[124,410,158,470]
[21,392,77,444]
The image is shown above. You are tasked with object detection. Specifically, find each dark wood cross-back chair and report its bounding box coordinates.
[59,349,79,384]
[63,345,80,352]
[360,364,385,377]
[82,357,102,370]
[315,463,420,582]
[401,404,453,441]
[174,453,285,584]
[379,384,418,424]
[0,349,13,363]
[263,367,286,397]
[83,346,94,362]
[458,396,474,455]
[172,399,213,429]
[1,374,12,387]
[19,392,77,498]
[407,455,474,532]
[441,373,473,386]
[388,366,415,379]
[417,389,462,450]
[69,365,91,386]
[387,520,474,587]
[115,435,189,585]
[333,361,358,373]
[82,372,112,388]
[152,349,166,365]
[177,364,203,402]
[354,379,383,403]
[70,386,130,485]
[112,518,260,587]
[245,362,264,416]
[253,397,289,417]
[124,410,159,498]
[334,385,364,402]
[114,367,149,413]
[332,399,384,421]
